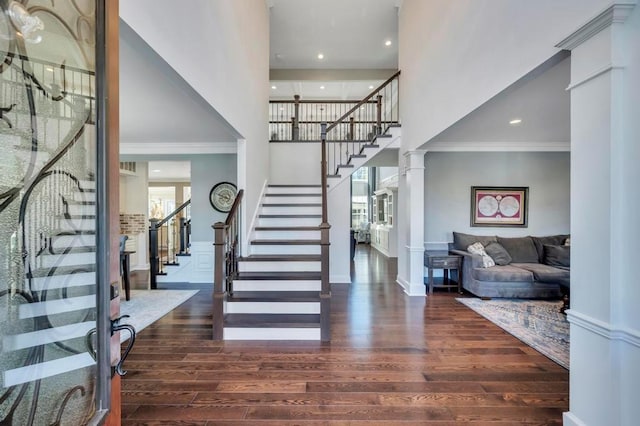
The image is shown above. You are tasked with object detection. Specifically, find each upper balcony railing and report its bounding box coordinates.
[269,71,400,142]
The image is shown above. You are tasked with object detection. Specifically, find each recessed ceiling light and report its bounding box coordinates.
[368,85,374,90]
[509,118,522,125]
[152,169,161,173]
[46,67,54,72]
[271,85,277,90]
[279,107,284,111]
[385,40,392,46]
[320,85,325,90]
[317,53,324,60]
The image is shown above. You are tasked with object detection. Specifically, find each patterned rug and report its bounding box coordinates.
[119,290,198,342]
[456,298,569,369]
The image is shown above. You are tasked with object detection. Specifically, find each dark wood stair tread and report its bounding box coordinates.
[54,230,96,236]
[30,264,96,277]
[235,271,321,280]
[228,291,319,302]
[239,255,320,262]
[49,246,96,255]
[251,239,320,245]
[225,314,320,328]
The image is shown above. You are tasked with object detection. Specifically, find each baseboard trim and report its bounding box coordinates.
[330,274,351,284]
[396,276,424,297]
[563,411,587,426]
[245,179,268,257]
[568,310,640,348]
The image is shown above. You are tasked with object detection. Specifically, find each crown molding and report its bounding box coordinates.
[556,2,636,50]
[426,141,570,152]
[120,141,237,155]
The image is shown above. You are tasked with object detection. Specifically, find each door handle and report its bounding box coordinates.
[85,315,137,377]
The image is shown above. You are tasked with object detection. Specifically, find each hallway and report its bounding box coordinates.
[121,245,568,424]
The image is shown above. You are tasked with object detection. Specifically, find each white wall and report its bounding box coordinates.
[398,0,609,152]
[328,178,351,284]
[269,143,320,185]
[424,152,570,247]
[120,0,270,252]
[119,162,149,271]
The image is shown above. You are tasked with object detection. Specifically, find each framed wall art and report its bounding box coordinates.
[471,186,528,227]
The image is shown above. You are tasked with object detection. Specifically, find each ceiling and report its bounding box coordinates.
[268,0,400,70]
[428,52,571,147]
[148,161,191,182]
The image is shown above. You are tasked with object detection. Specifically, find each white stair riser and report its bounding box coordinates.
[72,191,96,202]
[238,261,320,273]
[258,217,320,227]
[251,245,320,255]
[52,234,96,249]
[232,280,321,292]
[224,327,320,340]
[267,187,321,195]
[39,252,95,268]
[226,302,320,314]
[261,206,321,215]
[264,196,322,204]
[28,271,95,291]
[254,230,321,240]
[67,204,96,216]
[59,218,95,232]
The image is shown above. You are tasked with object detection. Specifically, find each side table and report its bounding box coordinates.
[424,250,463,294]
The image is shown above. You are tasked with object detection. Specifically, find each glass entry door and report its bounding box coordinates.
[0,1,110,424]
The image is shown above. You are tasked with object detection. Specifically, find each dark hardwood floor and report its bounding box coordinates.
[121,245,568,425]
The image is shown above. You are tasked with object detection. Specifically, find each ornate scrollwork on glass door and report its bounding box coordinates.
[0,1,108,424]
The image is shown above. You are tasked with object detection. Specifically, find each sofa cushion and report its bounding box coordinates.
[467,242,495,268]
[471,265,534,282]
[484,242,512,265]
[512,262,570,286]
[453,232,497,251]
[543,244,570,268]
[531,235,570,262]
[497,236,539,263]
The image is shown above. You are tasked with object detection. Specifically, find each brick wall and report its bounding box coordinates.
[119,213,147,235]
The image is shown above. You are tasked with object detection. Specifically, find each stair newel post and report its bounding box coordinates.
[149,218,159,290]
[320,122,331,341]
[376,94,383,135]
[293,94,300,140]
[179,217,186,255]
[212,222,227,341]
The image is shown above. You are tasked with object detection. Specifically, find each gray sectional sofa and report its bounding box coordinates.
[449,232,570,299]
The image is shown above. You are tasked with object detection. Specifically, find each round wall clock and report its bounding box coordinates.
[209,182,237,213]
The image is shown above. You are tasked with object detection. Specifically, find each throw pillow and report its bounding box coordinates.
[484,242,512,266]
[497,236,539,263]
[453,232,497,251]
[467,242,496,268]
[564,237,571,246]
[532,235,570,262]
[543,244,570,267]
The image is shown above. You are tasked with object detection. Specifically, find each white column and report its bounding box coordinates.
[396,149,427,296]
[556,4,640,426]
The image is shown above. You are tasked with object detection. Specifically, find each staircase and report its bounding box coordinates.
[222,185,324,340]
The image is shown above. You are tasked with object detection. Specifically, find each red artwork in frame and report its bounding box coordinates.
[471,186,528,227]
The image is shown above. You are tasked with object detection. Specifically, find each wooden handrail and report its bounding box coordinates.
[225,190,244,226]
[155,199,191,228]
[326,70,400,133]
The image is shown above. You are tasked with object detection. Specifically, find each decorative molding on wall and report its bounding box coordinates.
[556,2,636,50]
[568,310,640,348]
[426,141,570,152]
[425,241,449,251]
[566,64,625,91]
[121,141,237,155]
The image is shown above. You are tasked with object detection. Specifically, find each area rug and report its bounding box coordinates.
[456,298,569,369]
[119,290,198,342]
